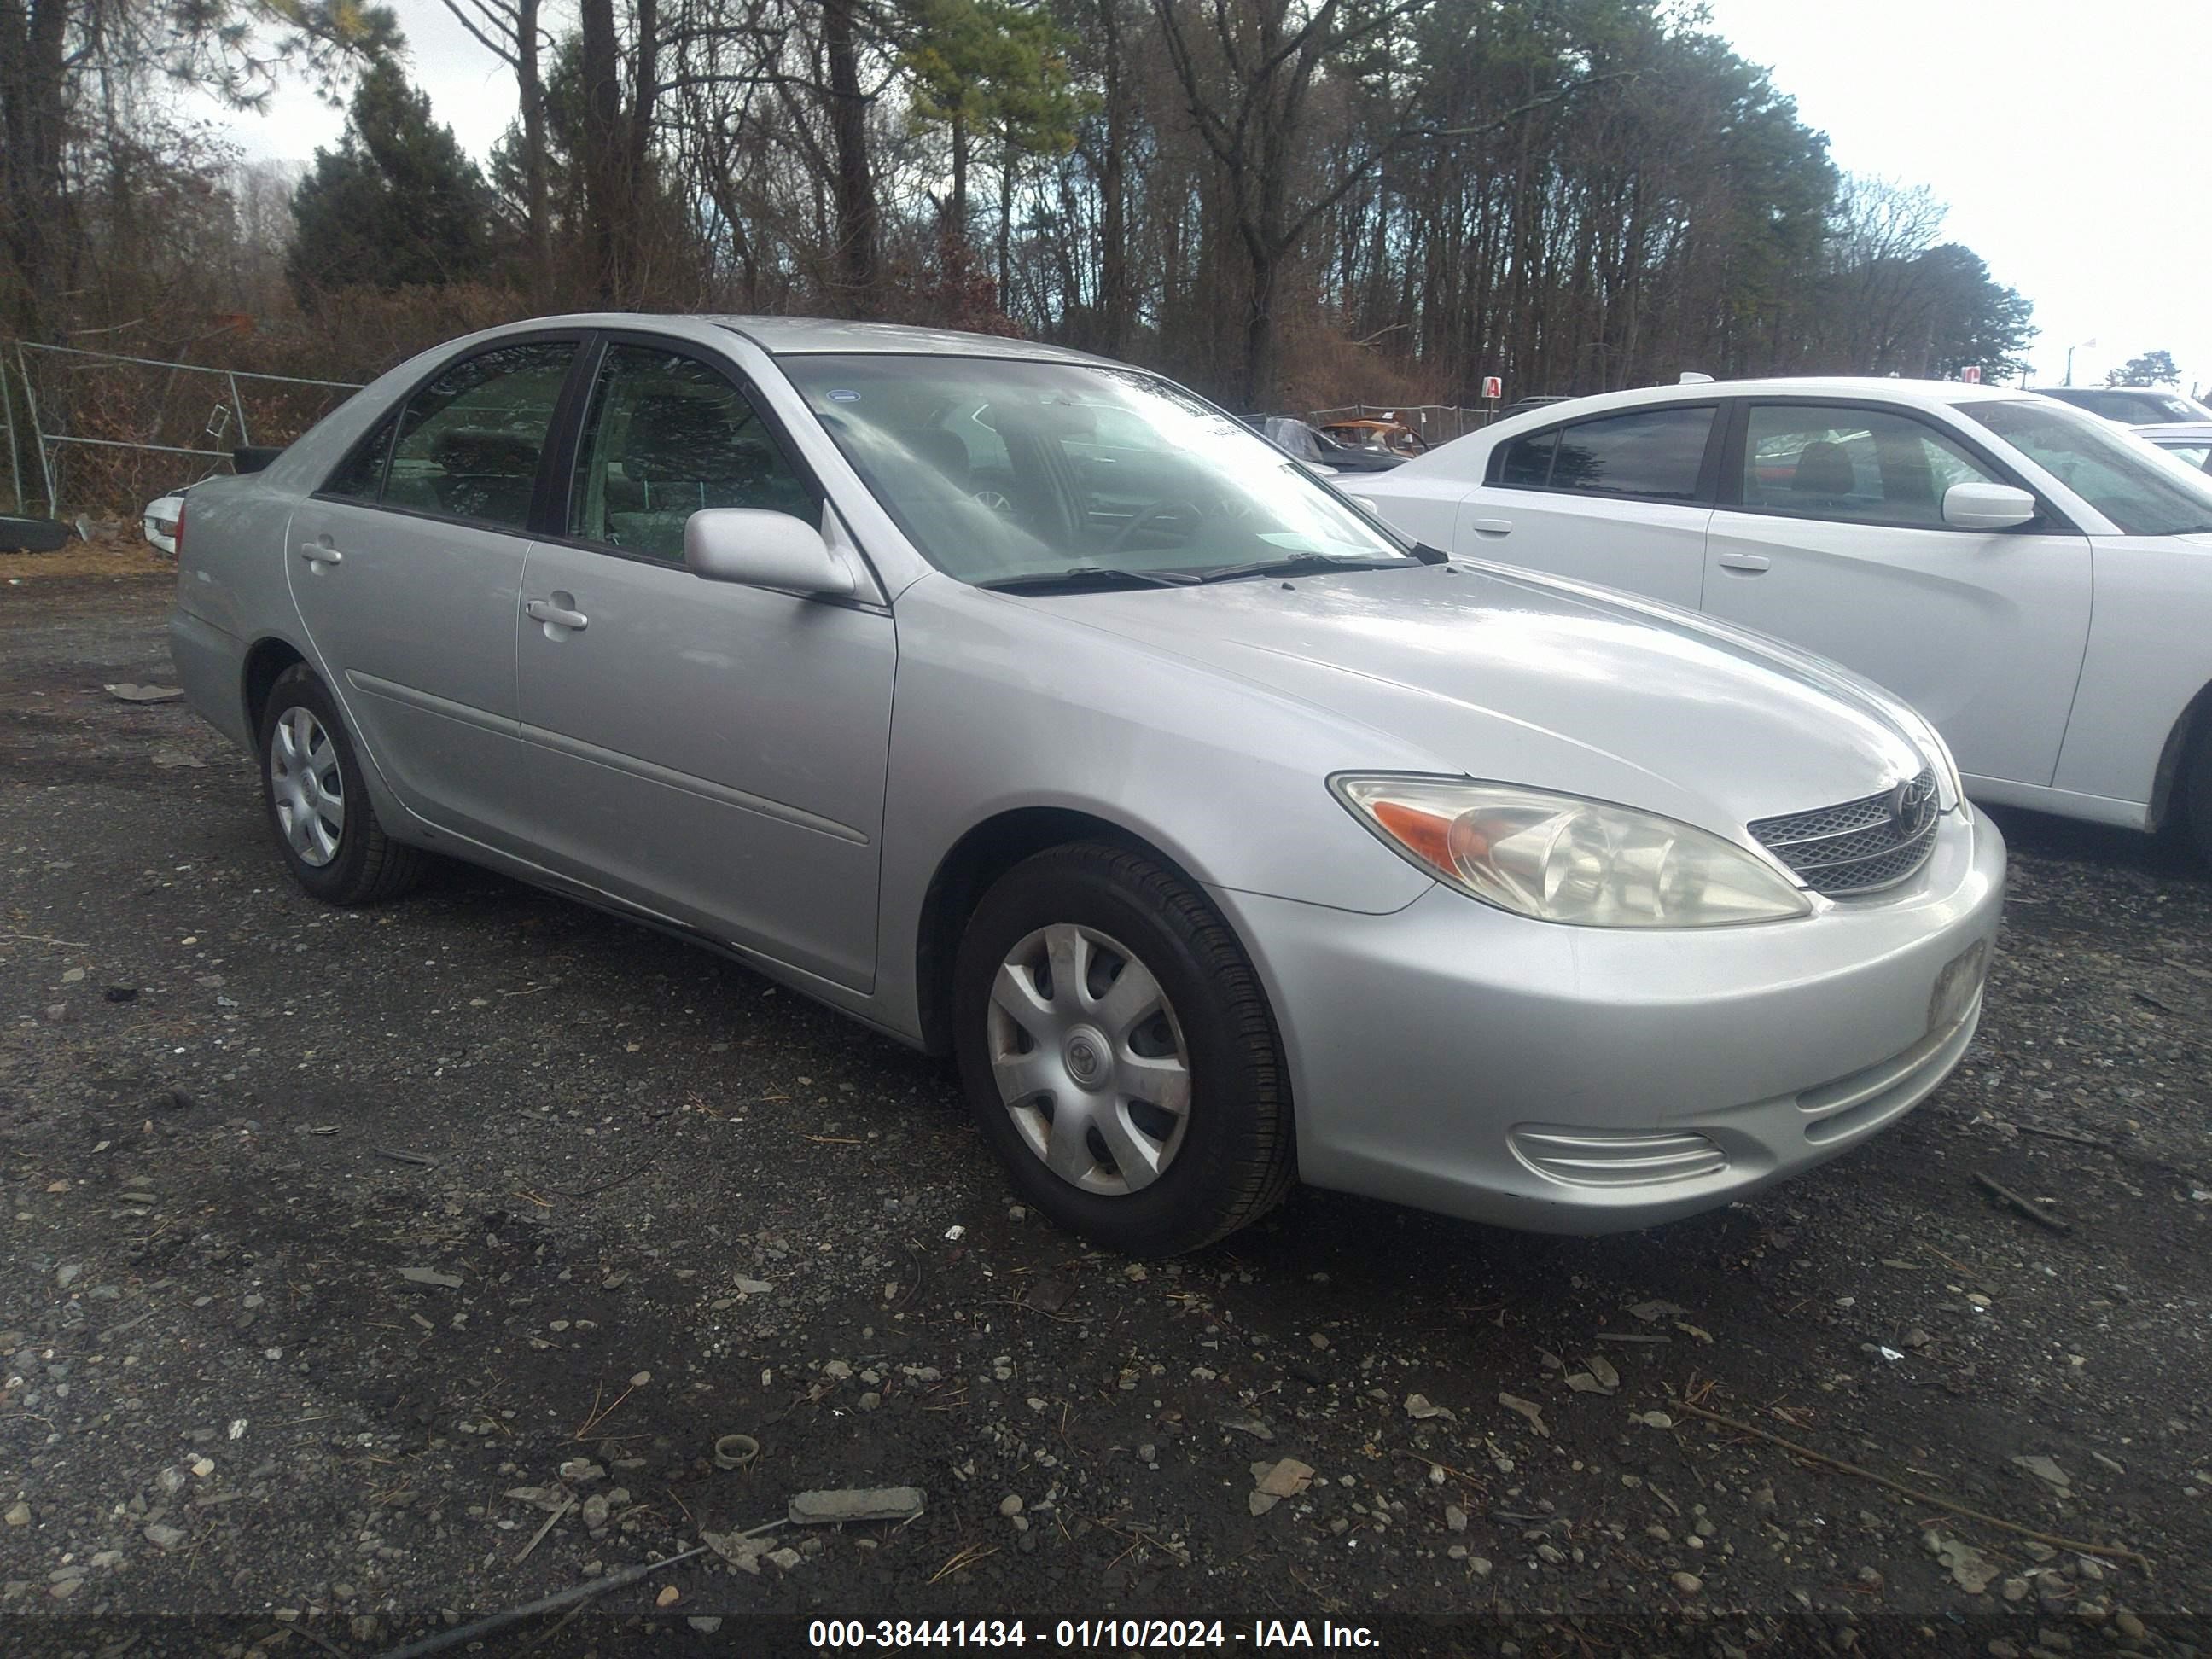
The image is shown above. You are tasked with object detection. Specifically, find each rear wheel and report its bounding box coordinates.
[258,664,425,905]
[2186,725,2212,867]
[952,841,1295,1255]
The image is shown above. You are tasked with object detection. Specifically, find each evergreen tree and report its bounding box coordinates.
[288,60,498,297]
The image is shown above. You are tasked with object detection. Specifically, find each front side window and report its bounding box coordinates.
[781,355,1416,585]
[1959,399,2212,536]
[568,346,817,561]
[1499,406,1714,499]
[381,341,576,530]
[1738,405,2004,528]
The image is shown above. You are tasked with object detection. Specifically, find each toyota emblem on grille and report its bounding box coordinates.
[1886,780,1912,824]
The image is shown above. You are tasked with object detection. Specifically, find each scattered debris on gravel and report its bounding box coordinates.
[3,575,2209,1651]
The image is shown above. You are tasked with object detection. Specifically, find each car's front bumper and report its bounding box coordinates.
[1213,806,2005,1234]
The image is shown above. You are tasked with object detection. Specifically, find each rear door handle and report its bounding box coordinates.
[525,598,589,631]
[296,542,342,567]
[1716,552,1770,573]
[1466,517,1513,536]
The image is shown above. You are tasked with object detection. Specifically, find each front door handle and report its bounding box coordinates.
[1465,517,1513,536]
[525,597,590,632]
[1716,552,1771,573]
[296,542,342,567]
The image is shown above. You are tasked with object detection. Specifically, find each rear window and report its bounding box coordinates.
[1495,406,1714,500]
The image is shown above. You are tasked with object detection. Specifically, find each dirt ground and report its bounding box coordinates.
[3,573,2209,1656]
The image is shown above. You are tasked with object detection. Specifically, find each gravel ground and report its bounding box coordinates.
[3,573,2209,1656]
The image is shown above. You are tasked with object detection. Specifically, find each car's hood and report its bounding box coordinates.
[1024,561,1932,835]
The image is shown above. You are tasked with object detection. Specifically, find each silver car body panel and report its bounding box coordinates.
[172,317,2006,1234]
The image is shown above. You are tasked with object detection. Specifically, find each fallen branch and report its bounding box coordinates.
[513,1493,575,1564]
[2013,1124,2110,1151]
[1973,1171,2073,1234]
[371,1544,707,1659]
[1674,1400,2141,1563]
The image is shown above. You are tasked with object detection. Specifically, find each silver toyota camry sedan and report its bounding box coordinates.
[168,316,2005,1254]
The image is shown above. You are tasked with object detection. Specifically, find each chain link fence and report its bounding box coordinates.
[3,342,363,519]
[1307,403,1501,447]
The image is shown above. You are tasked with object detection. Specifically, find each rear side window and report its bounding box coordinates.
[1493,408,1714,500]
[380,341,577,531]
[1493,428,1557,486]
[321,415,395,501]
[1551,408,1714,498]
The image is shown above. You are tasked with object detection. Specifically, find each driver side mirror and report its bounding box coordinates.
[1942,481,2037,531]
[685,508,854,597]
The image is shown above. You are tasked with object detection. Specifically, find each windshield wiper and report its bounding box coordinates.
[974,564,1201,594]
[1190,552,1411,585]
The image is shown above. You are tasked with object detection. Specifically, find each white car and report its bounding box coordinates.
[2037,386,2212,427]
[1353,377,2212,860]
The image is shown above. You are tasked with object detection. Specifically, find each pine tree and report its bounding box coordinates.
[288,61,498,298]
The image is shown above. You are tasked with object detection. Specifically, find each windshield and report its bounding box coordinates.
[783,356,1415,585]
[1956,399,2212,536]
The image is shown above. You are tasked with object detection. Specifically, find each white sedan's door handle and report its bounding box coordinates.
[525,597,589,631]
[296,542,342,567]
[1716,551,1770,573]
[1466,517,1513,536]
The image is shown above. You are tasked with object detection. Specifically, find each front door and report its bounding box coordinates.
[285,336,579,850]
[515,340,896,991]
[1701,400,2093,790]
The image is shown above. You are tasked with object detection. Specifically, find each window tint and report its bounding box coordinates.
[568,345,818,561]
[321,414,395,501]
[1548,407,1713,498]
[382,341,574,530]
[1739,405,2004,527]
[1494,428,1557,486]
[1961,398,2212,535]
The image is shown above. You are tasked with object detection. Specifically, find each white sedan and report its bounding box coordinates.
[1352,377,2212,861]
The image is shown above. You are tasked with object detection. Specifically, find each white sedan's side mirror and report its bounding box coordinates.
[1942,480,2037,531]
[685,508,854,597]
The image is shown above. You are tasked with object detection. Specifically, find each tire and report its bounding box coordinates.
[2186,725,2212,869]
[257,663,425,905]
[951,841,1295,1255]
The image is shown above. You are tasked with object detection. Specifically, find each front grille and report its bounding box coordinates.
[1749,768,1939,896]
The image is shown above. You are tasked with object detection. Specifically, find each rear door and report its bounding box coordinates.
[285,335,581,851]
[1452,403,1721,608]
[515,335,895,991]
[1700,399,2093,789]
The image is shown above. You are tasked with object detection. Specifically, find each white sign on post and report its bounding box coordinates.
[1482,375,1503,401]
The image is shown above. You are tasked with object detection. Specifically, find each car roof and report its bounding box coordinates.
[454,311,1118,367]
[1438,376,2035,434]
[2135,421,2212,438]
[705,314,1111,364]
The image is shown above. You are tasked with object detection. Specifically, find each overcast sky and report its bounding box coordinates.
[213,0,2210,394]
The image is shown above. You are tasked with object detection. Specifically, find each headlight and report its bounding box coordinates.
[1332,776,1812,928]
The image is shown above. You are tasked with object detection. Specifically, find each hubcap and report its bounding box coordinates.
[987,923,1191,1196]
[268,705,346,868]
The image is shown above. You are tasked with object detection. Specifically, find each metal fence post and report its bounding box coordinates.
[226,370,251,448]
[0,353,21,516]
[15,343,56,517]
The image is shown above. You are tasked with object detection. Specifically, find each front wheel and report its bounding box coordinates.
[951,841,1295,1255]
[258,664,425,905]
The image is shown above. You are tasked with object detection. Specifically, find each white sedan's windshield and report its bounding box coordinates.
[783,356,1415,584]
[1959,399,2212,536]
